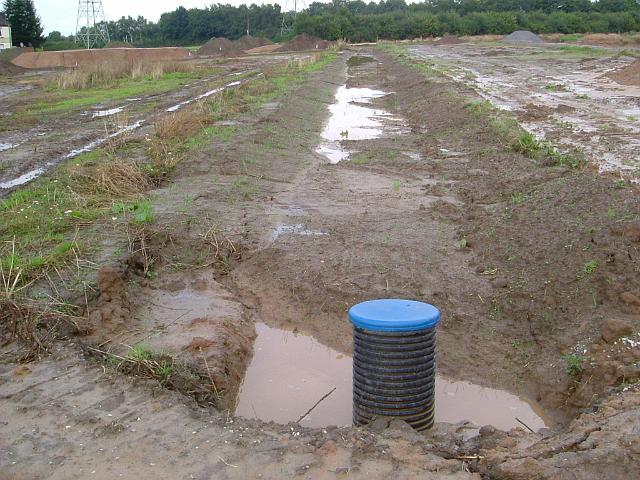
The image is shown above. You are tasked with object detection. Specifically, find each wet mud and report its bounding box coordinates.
[409,43,640,180]
[235,323,548,431]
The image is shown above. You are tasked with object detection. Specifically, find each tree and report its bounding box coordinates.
[3,0,43,47]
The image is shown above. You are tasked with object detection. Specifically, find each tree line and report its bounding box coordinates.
[34,0,640,50]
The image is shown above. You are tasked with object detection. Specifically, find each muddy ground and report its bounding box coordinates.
[408,42,640,180]
[0,52,313,191]
[1,42,640,479]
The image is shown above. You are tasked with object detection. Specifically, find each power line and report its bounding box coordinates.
[76,0,110,49]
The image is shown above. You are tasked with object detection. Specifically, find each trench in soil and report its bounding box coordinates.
[235,322,550,431]
[234,54,550,432]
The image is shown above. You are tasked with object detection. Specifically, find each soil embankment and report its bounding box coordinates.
[11,47,191,69]
[608,60,640,86]
[276,33,334,52]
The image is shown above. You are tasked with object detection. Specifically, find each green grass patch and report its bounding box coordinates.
[187,125,236,149]
[1,52,338,293]
[563,354,588,377]
[464,99,585,168]
[559,34,584,43]
[22,69,218,116]
[0,179,99,284]
[352,153,372,165]
[111,200,154,224]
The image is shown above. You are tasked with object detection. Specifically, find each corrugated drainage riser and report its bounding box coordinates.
[352,326,437,431]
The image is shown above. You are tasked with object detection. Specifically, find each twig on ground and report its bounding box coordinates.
[217,456,238,468]
[296,387,337,424]
[515,417,535,433]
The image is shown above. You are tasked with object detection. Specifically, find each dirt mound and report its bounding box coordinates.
[233,35,272,51]
[0,57,26,76]
[461,34,504,43]
[607,61,640,87]
[0,48,29,75]
[435,35,462,45]
[503,30,543,44]
[198,37,244,57]
[276,33,333,52]
[245,44,281,55]
[11,47,191,69]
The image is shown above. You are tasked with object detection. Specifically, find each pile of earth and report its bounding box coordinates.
[0,57,26,75]
[0,48,27,75]
[198,37,245,57]
[435,35,463,45]
[607,61,640,87]
[503,30,543,44]
[276,33,333,52]
[233,35,272,51]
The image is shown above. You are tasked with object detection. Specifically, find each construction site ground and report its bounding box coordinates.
[1,41,640,479]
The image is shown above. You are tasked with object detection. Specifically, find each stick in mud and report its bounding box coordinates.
[296,387,337,424]
[516,417,535,433]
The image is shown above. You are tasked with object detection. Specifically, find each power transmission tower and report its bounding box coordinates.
[76,0,110,49]
[280,0,305,36]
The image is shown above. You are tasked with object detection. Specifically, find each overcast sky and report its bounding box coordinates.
[34,0,292,34]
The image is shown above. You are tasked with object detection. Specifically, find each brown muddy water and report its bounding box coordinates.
[235,323,550,431]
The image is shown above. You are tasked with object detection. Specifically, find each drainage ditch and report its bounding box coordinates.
[235,323,549,432]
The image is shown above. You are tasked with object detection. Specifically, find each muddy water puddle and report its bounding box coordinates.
[236,323,549,431]
[91,106,124,118]
[316,84,404,164]
[270,223,327,242]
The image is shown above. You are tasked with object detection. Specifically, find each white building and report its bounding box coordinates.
[0,13,12,50]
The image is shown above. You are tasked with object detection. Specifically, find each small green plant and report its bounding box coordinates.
[133,201,154,224]
[456,235,468,249]
[563,354,588,377]
[511,192,523,204]
[127,344,153,361]
[111,200,154,224]
[544,83,560,91]
[556,148,586,169]
[155,361,174,385]
[510,131,540,156]
[583,260,598,275]
[352,153,371,165]
[392,180,401,191]
[607,207,616,220]
[229,176,257,200]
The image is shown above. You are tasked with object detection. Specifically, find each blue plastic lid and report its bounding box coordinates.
[349,299,440,332]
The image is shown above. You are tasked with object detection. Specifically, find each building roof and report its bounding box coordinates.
[0,12,9,27]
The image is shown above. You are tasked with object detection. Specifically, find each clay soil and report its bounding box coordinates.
[1,44,640,479]
[608,60,640,87]
[276,33,334,52]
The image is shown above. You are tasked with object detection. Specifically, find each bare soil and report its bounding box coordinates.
[276,33,334,52]
[608,60,640,87]
[409,42,640,179]
[233,35,272,51]
[1,44,639,479]
[198,38,245,57]
[10,47,191,69]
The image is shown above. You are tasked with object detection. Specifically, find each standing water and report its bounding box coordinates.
[316,85,404,164]
[235,323,550,431]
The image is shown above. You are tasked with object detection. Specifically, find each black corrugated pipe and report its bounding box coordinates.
[349,299,441,431]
